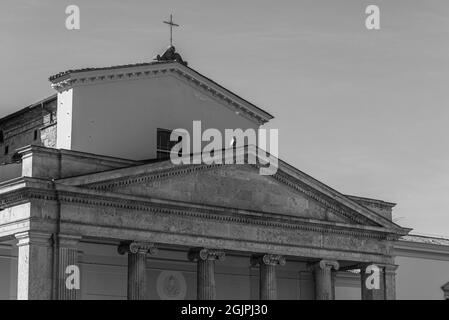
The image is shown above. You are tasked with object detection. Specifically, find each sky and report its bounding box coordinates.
[0,0,448,236]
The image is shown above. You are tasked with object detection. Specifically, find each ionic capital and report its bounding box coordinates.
[188,248,225,262]
[251,254,286,267]
[309,259,340,271]
[118,241,158,256]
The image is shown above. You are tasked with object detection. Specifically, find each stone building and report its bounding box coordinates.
[0,95,57,164]
[0,48,447,300]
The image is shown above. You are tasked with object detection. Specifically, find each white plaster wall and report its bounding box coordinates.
[395,255,449,300]
[64,75,257,161]
[56,89,73,150]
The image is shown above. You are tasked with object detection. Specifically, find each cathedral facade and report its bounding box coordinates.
[0,50,447,300]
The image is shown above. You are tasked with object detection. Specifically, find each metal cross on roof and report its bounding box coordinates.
[163,14,179,47]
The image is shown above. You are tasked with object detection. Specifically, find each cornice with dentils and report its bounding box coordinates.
[56,146,410,235]
[0,177,402,241]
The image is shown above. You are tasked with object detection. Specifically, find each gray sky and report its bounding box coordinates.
[1,0,448,235]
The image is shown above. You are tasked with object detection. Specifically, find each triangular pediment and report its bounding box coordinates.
[49,61,273,126]
[58,150,406,232]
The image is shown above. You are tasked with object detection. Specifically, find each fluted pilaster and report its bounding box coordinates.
[188,248,225,300]
[57,234,82,300]
[118,242,157,300]
[251,254,286,300]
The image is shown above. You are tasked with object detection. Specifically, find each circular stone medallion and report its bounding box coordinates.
[156,270,187,300]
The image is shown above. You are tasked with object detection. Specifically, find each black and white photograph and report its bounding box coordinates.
[0,0,448,308]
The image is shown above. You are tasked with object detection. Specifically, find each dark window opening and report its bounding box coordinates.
[157,128,183,160]
[0,130,3,144]
[33,129,38,141]
[11,152,21,162]
[4,145,9,155]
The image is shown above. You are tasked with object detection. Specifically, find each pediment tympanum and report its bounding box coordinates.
[59,159,403,230]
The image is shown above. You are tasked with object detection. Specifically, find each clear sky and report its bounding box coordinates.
[1,0,448,235]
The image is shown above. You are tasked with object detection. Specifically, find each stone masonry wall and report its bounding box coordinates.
[0,97,56,164]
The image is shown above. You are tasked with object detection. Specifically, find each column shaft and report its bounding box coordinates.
[331,270,337,300]
[197,258,216,300]
[312,260,339,300]
[188,248,225,300]
[252,254,285,300]
[127,251,147,300]
[260,263,277,300]
[118,242,157,300]
[16,232,53,300]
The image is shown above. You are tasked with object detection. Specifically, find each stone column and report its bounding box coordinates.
[15,231,54,300]
[361,263,397,300]
[118,242,157,300]
[188,248,225,300]
[311,260,339,300]
[331,269,337,300]
[251,254,286,300]
[57,234,82,300]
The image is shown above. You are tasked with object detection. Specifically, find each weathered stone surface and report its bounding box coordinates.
[15,231,53,300]
[54,198,393,264]
[360,264,397,300]
[118,241,157,300]
[40,123,57,148]
[101,165,352,224]
[347,195,395,221]
[0,145,409,300]
[188,248,225,300]
[0,96,56,164]
[251,254,286,300]
[17,146,143,180]
[310,260,339,300]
